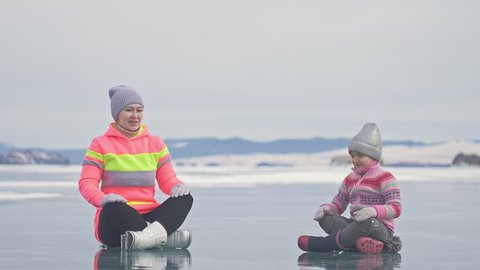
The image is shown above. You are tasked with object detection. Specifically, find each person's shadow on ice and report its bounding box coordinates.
[297,251,401,270]
[95,248,192,270]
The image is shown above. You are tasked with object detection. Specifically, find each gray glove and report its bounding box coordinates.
[313,205,330,221]
[101,193,127,207]
[352,207,377,222]
[170,183,190,198]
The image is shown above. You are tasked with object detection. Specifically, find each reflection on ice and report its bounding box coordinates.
[297,251,401,270]
[95,248,192,270]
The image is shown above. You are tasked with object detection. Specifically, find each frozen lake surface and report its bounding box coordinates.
[0,165,479,269]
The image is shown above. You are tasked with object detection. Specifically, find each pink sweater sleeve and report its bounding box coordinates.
[156,161,183,195]
[322,178,350,214]
[155,142,183,195]
[78,164,105,208]
[78,140,106,208]
[372,174,402,220]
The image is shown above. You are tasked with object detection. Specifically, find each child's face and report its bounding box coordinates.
[350,152,374,168]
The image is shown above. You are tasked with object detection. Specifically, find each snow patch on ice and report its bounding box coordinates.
[175,165,480,187]
[0,181,77,188]
[0,191,63,202]
[0,164,81,173]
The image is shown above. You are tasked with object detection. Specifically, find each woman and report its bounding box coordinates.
[298,123,402,253]
[79,85,193,250]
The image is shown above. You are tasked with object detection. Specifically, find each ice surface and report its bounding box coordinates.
[0,166,479,269]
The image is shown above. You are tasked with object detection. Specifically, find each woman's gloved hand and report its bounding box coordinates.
[101,193,127,207]
[170,183,190,198]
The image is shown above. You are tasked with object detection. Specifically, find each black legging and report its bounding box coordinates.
[98,194,193,247]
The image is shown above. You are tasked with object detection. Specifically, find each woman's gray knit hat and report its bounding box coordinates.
[108,85,144,120]
[348,123,382,161]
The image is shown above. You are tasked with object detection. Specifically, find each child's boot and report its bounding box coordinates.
[355,237,384,254]
[383,236,402,253]
[298,233,339,252]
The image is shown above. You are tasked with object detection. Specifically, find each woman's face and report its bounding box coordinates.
[116,103,144,131]
[350,152,374,169]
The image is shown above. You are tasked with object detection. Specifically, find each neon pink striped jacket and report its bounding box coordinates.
[322,163,402,233]
[78,123,183,240]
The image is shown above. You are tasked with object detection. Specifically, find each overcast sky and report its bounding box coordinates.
[1,0,479,149]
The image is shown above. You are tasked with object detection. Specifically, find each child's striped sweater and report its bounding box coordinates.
[323,163,402,233]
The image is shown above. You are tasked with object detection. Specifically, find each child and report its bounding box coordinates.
[298,123,402,253]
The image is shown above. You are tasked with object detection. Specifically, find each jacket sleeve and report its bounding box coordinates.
[78,139,106,208]
[322,178,350,214]
[371,172,402,220]
[155,142,183,195]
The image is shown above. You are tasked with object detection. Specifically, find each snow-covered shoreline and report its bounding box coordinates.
[1,163,479,188]
[1,159,479,203]
[1,140,479,189]
[175,139,480,168]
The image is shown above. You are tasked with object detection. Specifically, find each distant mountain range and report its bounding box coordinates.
[0,137,433,165]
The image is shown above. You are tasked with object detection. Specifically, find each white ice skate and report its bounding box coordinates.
[122,221,167,250]
[166,229,192,249]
